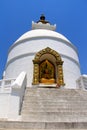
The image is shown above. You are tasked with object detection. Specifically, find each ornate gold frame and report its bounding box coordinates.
[32,47,65,86]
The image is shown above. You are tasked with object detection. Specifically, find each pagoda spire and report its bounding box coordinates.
[37,14,50,24]
[32,14,56,31]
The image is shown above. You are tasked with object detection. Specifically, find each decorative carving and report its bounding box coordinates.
[32,47,65,86]
[34,47,62,61]
[32,63,39,85]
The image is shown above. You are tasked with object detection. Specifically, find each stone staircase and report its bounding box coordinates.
[21,87,87,123]
[1,87,87,130]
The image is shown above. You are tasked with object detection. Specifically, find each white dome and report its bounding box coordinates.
[5,28,81,89]
[15,29,70,44]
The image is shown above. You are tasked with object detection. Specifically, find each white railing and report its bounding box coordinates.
[9,71,27,118]
[0,78,16,92]
[76,74,87,90]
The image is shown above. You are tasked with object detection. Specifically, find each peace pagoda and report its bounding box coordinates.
[0,15,87,129]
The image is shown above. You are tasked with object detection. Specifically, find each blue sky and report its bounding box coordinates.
[0,0,87,79]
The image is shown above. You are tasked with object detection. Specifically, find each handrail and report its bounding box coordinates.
[11,71,27,115]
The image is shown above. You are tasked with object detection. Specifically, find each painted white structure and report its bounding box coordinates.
[76,75,87,90]
[0,71,26,120]
[4,16,81,89]
[0,15,86,120]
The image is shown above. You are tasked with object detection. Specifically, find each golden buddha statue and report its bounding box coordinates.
[40,60,55,84]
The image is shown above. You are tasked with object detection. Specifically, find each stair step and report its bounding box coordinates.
[23,101,87,105]
[22,108,87,113]
[22,111,87,116]
[22,103,87,108]
[1,121,87,129]
[22,113,87,122]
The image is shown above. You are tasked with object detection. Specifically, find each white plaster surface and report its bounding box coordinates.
[8,38,78,62]
[0,94,10,119]
[14,29,70,43]
[4,29,81,88]
[32,21,56,31]
[76,75,87,89]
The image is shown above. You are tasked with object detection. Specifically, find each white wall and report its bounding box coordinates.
[4,36,81,88]
[7,38,79,62]
[62,57,81,89]
[0,94,10,119]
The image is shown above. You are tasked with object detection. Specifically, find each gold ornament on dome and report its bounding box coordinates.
[32,47,65,86]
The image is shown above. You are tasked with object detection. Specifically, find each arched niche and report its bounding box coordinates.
[32,47,65,86]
